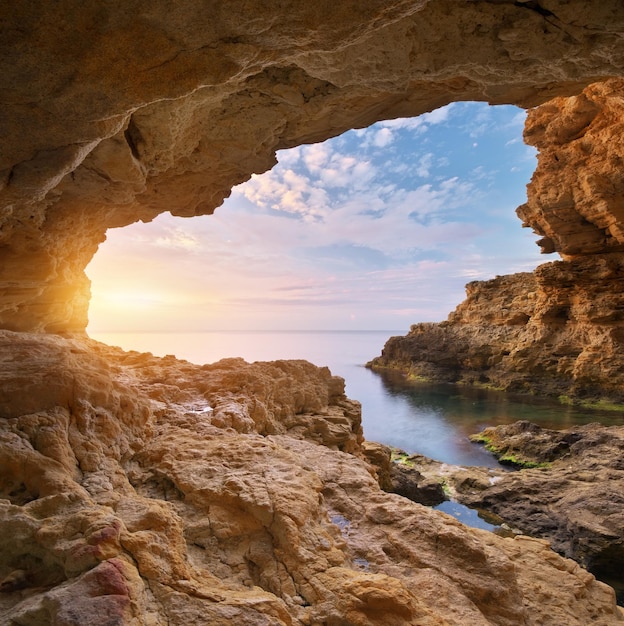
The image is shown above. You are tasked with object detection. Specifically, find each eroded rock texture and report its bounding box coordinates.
[0,333,622,625]
[370,79,624,400]
[3,3,624,625]
[370,251,624,399]
[465,421,624,600]
[1,1,624,331]
[380,423,624,602]
[518,79,624,257]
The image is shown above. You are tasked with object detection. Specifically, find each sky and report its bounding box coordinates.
[86,102,544,333]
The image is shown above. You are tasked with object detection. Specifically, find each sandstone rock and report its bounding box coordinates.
[1,558,152,625]
[460,420,624,588]
[390,463,447,506]
[367,78,624,402]
[3,3,624,624]
[371,428,624,605]
[518,80,624,257]
[369,251,624,401]
[0,333,621,624]
[364,442,447,505]
[2,3,624,331]
[361,441,395,491]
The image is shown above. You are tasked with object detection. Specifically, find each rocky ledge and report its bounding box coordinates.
[465,421,624,593]
[0,330,622,625]
[368,252,624,402]
[379,420,624,607]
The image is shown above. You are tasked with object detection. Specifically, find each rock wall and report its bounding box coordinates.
[2,1,624,331]
[0,331,622,624]
[370,80,624,401]
[370,253,624,400]
[463,420,624,582]
[518,80,624,257]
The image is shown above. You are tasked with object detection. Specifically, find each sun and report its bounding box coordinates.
[87,288,174,332]
[102,291,167,310]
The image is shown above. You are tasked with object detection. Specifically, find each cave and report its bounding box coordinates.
[2,1,623,335]
[1,2,624,624]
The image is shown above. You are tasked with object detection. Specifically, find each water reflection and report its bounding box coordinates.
[359,368,622,468]
[434,500,513,535]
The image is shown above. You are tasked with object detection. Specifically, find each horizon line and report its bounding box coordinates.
[88,328,409,334]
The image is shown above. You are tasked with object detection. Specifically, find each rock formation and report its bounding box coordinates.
[2,1,624,333]
[369,252,624,400]
[369,81,624,401]
[1,331,622,624]
[463,420,624,592]
[3,2,624,624]
[379,422,624,605]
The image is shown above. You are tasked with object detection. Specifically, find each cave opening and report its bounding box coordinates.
[86,101,542,360]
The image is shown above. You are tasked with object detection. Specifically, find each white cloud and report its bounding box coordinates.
[508,109,528,128]
[421,105,453,125]
[415,153,433,178]
[373,127,394,147]
[301,143,329,172]
[236,167,329,220]
[87,102,543,333]
[275,145,301,167]
[154,228,201,251]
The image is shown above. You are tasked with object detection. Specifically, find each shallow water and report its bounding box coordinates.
[433,500,508,533]
[362,368,623,466]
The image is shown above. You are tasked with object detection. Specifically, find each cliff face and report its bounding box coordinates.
[1,331,622,624]
[371,80,624,402]
[372,254,624,399]
[518,80,624,258]
[1,1,624,332]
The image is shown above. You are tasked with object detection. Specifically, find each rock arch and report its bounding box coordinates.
[2,0,624,334]
[3,5,624,623]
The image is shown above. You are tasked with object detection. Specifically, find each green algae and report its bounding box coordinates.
[469,432,552,469]
[390,448,416,468]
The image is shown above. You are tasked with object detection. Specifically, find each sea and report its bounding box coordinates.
[90,329,621,468]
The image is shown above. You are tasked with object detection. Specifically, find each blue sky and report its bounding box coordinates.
[86,102,543,333]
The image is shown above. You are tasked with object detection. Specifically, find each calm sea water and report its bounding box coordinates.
[90,330,622,468]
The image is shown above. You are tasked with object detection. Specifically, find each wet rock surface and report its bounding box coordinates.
[463,421,624,588]
[363,443,447,506]
[383,421,624,605]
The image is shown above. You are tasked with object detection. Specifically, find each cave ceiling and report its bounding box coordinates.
[1,0,624,331]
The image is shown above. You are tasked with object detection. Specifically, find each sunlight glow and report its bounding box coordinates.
[99,291,169,309]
